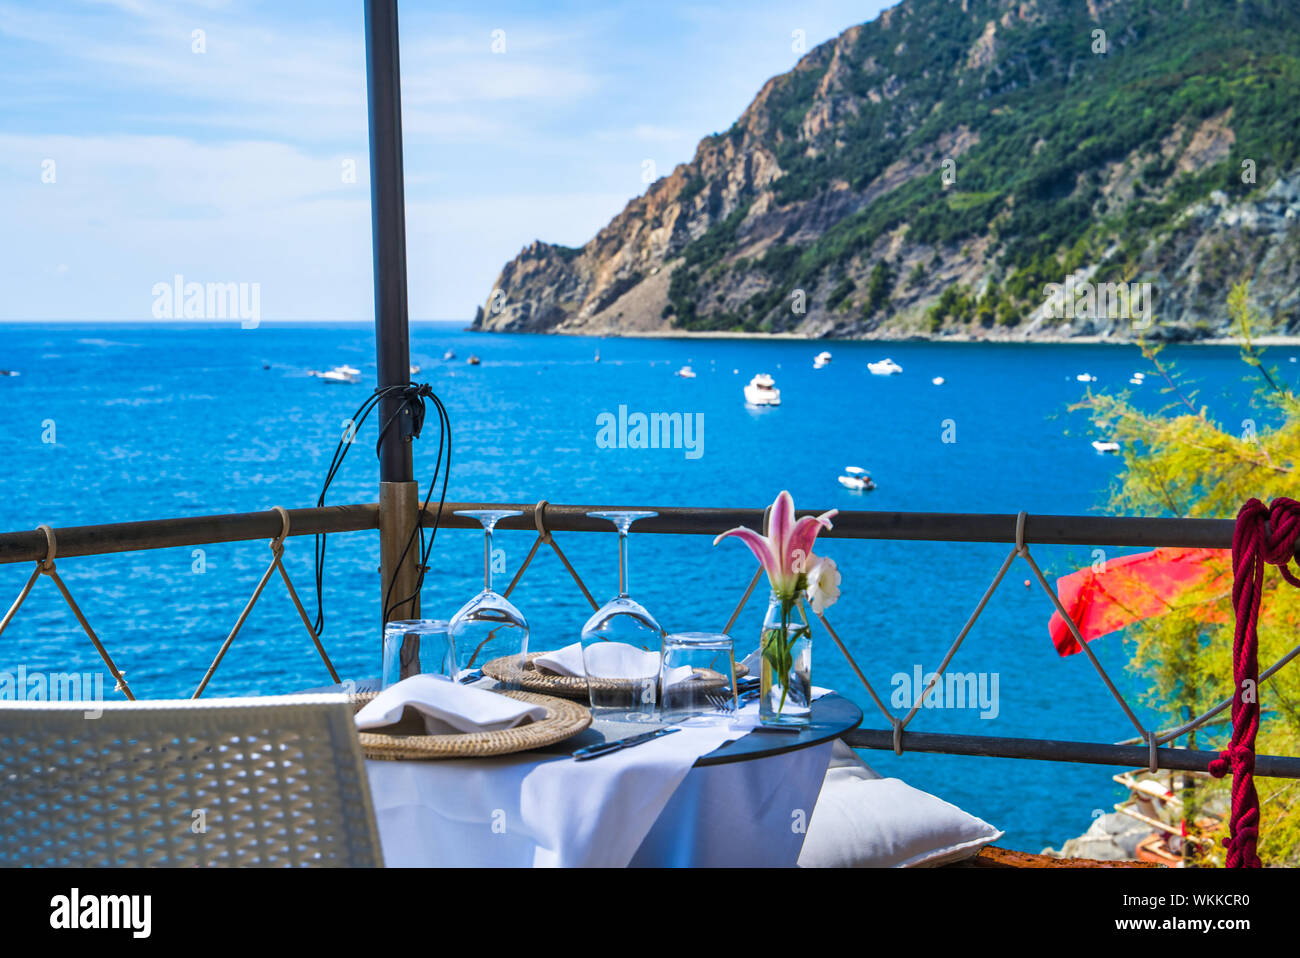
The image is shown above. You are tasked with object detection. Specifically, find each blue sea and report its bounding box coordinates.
[0,320,1280,852]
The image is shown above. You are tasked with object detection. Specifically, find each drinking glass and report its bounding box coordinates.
[579,510,664,721]
[659,632,738,725]
[448,510,529,687]
[381,619,452,689]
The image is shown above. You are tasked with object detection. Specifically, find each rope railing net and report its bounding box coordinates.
[2,500,1298,784]
[0,506,338,700]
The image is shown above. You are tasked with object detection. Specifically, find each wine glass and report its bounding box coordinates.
[579,510,664,720]
[448,510,529,687]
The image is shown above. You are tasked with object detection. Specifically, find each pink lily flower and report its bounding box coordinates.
[713,491,838,599]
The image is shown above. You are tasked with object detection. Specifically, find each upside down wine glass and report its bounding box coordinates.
[579,510,665,721]
[448,510,529,687]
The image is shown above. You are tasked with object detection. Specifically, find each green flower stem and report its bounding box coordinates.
[762,594,808,714]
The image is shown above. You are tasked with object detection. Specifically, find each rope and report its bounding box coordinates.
[805,508,1161,767]
[1210,497,1300,868]
[0,524,135,699]
[722,568,762,635]
[500,501,599,611]
[193,506,339,698]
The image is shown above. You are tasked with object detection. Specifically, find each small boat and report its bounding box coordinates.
[0,369,20,377]
[867,358,902,376]
[594,350,601,363]
[814,351,832,369]
[676,365,697,379]
[743,373,780,406]
[312,365,361,385]
[1128,371,1145,386]
[443,349,456,360]
[1092,440,1120,454]
[837,466,875,491]
[467,355,481,365]
[1076,373,1097,382]
[932,376,945,386]
[409,364,421,376]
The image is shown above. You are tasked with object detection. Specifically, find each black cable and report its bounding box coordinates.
[313,382,450,637]
[382,390,451,623]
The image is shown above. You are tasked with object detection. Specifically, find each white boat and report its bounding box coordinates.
[443,349,456,360]
[814,351,832,369]
[868,358,902,376]
[676,365,697,379]
[1076,373,1097,382]
[313,365,361,385]
[0,369,19,377]
[1092,440,1120,454]
[409,364,421,376]
[743,373,781,406]
[932,376,945,386]
[837,466,875,491]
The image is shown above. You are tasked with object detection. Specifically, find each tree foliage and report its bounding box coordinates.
[1074,282,1300,865]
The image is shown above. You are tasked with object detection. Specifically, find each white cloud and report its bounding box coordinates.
[0,132,628,320]
[0,0,892,322]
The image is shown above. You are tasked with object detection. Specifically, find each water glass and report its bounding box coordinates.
[382,619,452,689]
[660,632,738,725]
[579,637,662,722]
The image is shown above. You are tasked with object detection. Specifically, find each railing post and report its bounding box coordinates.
[365,0,420,626]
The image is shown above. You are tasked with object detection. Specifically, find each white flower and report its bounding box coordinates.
[804,555,841,614]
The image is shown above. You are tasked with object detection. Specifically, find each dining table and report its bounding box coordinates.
[335,677,863,867]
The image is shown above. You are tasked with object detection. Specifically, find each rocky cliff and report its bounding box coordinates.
[475,0,1300,341]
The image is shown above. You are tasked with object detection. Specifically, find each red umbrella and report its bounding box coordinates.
[1048,547,1231,656]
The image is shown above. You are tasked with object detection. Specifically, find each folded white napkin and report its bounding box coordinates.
[354,673,546,735]
[531,642,591,677]
[534,641,693,685]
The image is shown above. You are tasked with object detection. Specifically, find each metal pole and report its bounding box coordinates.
[365,0,420,624]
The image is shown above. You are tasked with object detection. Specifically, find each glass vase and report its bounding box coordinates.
[759,591,812,725]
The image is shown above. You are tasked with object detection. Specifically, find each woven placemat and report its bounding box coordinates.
[351,688,591,761]
[482,651,747,701]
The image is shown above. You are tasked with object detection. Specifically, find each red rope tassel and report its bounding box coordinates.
[1212,497,1300,868]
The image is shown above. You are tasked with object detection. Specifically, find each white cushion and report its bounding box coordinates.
[798,742,1003,867]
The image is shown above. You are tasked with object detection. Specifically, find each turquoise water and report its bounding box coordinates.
[0,321,1279,851]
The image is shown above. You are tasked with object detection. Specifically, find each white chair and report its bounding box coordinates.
[0,694,382,867]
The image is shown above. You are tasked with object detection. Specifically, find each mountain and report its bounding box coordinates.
[474,0,1300,342]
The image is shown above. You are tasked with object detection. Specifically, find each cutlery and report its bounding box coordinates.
[572,726,680,761]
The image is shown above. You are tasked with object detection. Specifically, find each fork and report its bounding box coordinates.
[704,691,736,713]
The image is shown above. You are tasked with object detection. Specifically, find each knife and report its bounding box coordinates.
[572,726,680,761]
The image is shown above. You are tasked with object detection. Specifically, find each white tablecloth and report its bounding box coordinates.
[365,722,834,867]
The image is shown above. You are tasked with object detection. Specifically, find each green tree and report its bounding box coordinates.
[1075,282,1300,866]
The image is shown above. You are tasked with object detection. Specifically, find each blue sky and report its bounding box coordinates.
[1,0,891,321]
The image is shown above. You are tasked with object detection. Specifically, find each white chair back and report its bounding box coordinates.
[0,694,382,867]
